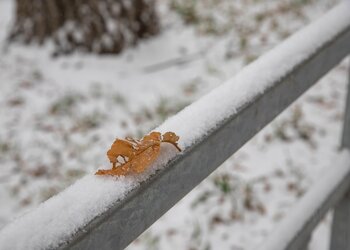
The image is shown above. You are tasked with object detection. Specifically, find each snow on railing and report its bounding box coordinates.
[0,2,350,250]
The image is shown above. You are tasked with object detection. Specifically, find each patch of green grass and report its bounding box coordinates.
[0,141,11,154]
[73,111,105,132]
[49,93,84,116]
[214,174,231,194]
[141,232,160,250]
[112,93,126,105]
[170,0,200,24]
[191,191,213,208]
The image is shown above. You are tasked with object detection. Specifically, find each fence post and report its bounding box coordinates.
[330,59,350,250]
[300,235,311,250]
[341,59,350,150]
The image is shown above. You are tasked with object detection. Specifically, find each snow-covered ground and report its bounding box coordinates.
[0,0,348,249]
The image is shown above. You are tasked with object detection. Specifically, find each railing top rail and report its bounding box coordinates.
[0,2,349,250]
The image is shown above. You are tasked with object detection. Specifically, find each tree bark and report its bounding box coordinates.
[9,0,159,55]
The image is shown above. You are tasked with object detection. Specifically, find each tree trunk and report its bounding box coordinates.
[9,0,159,55]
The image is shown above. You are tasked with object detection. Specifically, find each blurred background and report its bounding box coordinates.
[0,0,348,249]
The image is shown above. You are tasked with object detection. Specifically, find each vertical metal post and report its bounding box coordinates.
[330,59,350,250]
[299,235,311,250]
[341,60,350,149]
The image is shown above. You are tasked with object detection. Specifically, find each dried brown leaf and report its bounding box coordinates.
[96,131,181,176]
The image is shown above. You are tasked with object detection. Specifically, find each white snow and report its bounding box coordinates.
[0,144,178,250]
[257,150,350,250]
[0,1,349,250]
[157,1,350,149]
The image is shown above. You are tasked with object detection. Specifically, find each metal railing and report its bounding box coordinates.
[0,3,349,250]
[260,64,350,250]
[61,9,350,250]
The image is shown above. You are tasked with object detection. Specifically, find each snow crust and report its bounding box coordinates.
[257,150,350,250]
[0,2,349,249]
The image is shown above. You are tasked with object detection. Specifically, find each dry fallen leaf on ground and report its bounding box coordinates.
[95,131,181,176]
